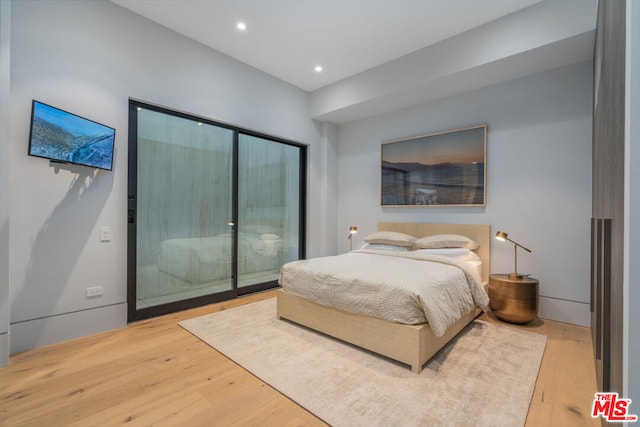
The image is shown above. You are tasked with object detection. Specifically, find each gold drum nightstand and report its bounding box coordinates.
[488,274,539,324]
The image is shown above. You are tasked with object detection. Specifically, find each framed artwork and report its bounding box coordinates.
[381,124,487,207]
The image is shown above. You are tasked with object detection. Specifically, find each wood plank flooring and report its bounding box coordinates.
[0,290,600,426]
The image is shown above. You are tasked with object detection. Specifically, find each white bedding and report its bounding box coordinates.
[278,249,490,337]
[158,235,232,283]
[158,233,284,283]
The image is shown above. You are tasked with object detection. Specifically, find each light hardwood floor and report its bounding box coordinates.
[0,290,600,426]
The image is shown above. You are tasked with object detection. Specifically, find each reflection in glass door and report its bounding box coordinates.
[237,134,301,289]
[132,106,234,316]
[128,101,306,321]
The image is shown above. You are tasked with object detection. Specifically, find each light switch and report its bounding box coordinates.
[100,226,112,242]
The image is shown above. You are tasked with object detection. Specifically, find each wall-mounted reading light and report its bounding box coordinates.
[348,226,358,251]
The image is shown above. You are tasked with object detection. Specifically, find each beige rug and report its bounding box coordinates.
[179,298,546,427]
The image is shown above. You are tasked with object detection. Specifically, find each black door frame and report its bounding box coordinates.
[127,99,306,322]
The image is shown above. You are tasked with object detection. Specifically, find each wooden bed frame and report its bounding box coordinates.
[276,222,491,373]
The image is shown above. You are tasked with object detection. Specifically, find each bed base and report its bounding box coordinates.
[276,289,480,374]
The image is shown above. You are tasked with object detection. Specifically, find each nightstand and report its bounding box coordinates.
[488,274,539,324]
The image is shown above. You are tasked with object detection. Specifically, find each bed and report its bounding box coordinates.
[276,222,490,373]
[158,231,284,284]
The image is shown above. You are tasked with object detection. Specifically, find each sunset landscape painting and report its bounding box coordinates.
[381,125,487,206]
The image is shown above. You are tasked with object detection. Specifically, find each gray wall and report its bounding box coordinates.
[0,0,11,366]
[626,0,640,408]
[7,0,336,354]
[337,61,593,326]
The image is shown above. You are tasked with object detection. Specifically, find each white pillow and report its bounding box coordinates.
[361,243,410,252]
[414,234,480,250]
[363,231,416,247]
[415,247,472,257]
[415,248,481,261]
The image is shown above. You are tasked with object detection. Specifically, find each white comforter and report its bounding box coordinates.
[278,249,490,337]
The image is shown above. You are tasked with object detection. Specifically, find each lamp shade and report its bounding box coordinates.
[495,231,508,241]
[349,226,358,234]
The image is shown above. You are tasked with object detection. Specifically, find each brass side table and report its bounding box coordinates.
[488,274,539,324]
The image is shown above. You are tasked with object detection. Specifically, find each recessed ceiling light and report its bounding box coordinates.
[314,65,323,72]
[236,22,247,31]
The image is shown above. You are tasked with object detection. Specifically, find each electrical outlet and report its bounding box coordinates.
[100,226,112,242]
[86,286,103,298]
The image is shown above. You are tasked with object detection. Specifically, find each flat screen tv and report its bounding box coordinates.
[28,100,115,171]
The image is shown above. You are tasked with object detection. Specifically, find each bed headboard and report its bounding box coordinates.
[377,222,491,284]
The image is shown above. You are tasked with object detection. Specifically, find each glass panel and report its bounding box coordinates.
[238,134,300,288]
[136,109,234,309]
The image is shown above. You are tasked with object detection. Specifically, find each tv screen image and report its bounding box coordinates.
[28,100,115,170]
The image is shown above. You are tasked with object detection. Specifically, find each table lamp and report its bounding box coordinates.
[495,230,532,279]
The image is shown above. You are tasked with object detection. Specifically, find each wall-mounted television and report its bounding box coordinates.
[28,100,115,171]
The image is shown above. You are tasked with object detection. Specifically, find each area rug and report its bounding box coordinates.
[179,298,546,427]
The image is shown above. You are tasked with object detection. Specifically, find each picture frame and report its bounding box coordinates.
[381,124,487,207]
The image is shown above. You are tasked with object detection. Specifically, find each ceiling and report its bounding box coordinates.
[112,0,545,92]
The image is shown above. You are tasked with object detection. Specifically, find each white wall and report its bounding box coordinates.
[313,121,339,254]
[337,61,593,326]
[0,0,11,366]
[311,0,596,124]
[8,0,334,353]
[625,0,640,407]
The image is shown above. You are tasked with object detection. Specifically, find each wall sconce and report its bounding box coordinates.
[348,226,358,251]
[495,230,532,279]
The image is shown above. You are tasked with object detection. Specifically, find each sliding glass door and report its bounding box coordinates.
[128,101,305,321]
[237,134,302,288]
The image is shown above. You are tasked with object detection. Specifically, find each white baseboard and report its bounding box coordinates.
[10,303,127,355]
[538,295,590,327]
